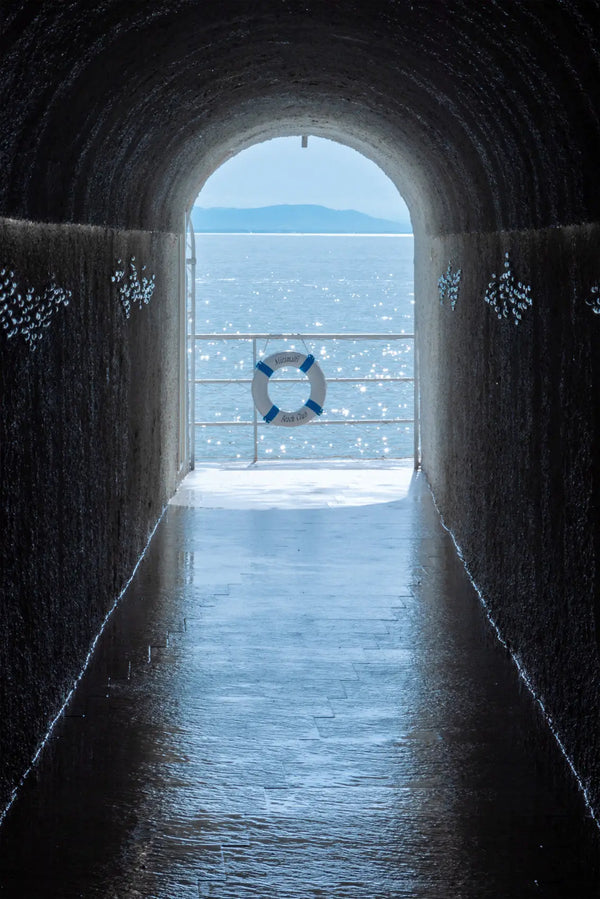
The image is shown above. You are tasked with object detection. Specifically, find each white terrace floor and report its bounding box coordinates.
[1,462,599,897]
[169,460,417,510]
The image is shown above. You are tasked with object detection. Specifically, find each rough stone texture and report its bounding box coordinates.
[418,222,600,807]
[1,0,600,820]
[0,218,181,809]
[1,1,598,236]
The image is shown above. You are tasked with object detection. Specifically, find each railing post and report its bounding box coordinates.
[252,337,258,463]
[413,342,420,469]
[187,216,197,469]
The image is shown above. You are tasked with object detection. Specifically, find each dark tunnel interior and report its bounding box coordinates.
[1,0,600,855]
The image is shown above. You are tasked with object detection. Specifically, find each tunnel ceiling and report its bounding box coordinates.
[1,0,599,235]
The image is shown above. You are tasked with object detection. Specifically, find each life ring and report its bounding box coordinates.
[251,351,327,427]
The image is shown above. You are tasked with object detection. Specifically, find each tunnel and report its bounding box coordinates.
[1,0,600,885]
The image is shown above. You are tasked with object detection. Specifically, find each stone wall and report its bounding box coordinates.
[0,218,181,809]
[417,223,600,808]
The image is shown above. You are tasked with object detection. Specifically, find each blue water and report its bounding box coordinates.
[192,233,415,461]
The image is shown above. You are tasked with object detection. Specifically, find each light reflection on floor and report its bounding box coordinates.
[0,465,599,897]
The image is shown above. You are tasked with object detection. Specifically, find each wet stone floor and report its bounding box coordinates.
[1,463,600,898]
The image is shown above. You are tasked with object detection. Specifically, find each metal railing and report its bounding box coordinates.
[190,332,418,466]
[185,215,196,470]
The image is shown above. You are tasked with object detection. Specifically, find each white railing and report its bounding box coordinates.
[190,332,419,467]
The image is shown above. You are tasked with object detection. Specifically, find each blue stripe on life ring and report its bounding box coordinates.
[300,354,315,373]
[263,404,280,423]
[256,360,274,377]
[305,398,323,415]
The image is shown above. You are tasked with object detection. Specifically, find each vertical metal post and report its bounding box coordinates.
[252,337,258,463]
[413,342,420,470]
[178,221,187,472]
[186,214,197,469]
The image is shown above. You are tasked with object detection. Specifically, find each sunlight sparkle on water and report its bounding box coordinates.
[192,234,415,461]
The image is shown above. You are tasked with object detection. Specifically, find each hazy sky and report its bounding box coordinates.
[195,137,411,223]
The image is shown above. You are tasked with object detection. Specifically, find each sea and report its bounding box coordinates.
[191,233,415,463]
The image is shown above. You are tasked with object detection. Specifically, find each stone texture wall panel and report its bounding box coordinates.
[0,218,180,808]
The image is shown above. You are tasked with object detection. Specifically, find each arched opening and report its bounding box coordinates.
[183,136,416,466]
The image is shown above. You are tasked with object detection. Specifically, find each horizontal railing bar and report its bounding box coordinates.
[194,377,414,384]
[193,332,414,340]
[190,331,416,461]
[196,453,414,468]
[194,419,414,427]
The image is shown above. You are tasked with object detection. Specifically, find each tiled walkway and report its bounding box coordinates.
[1,463,599,897]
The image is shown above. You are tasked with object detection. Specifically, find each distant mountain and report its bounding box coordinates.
[191,204,411,234]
